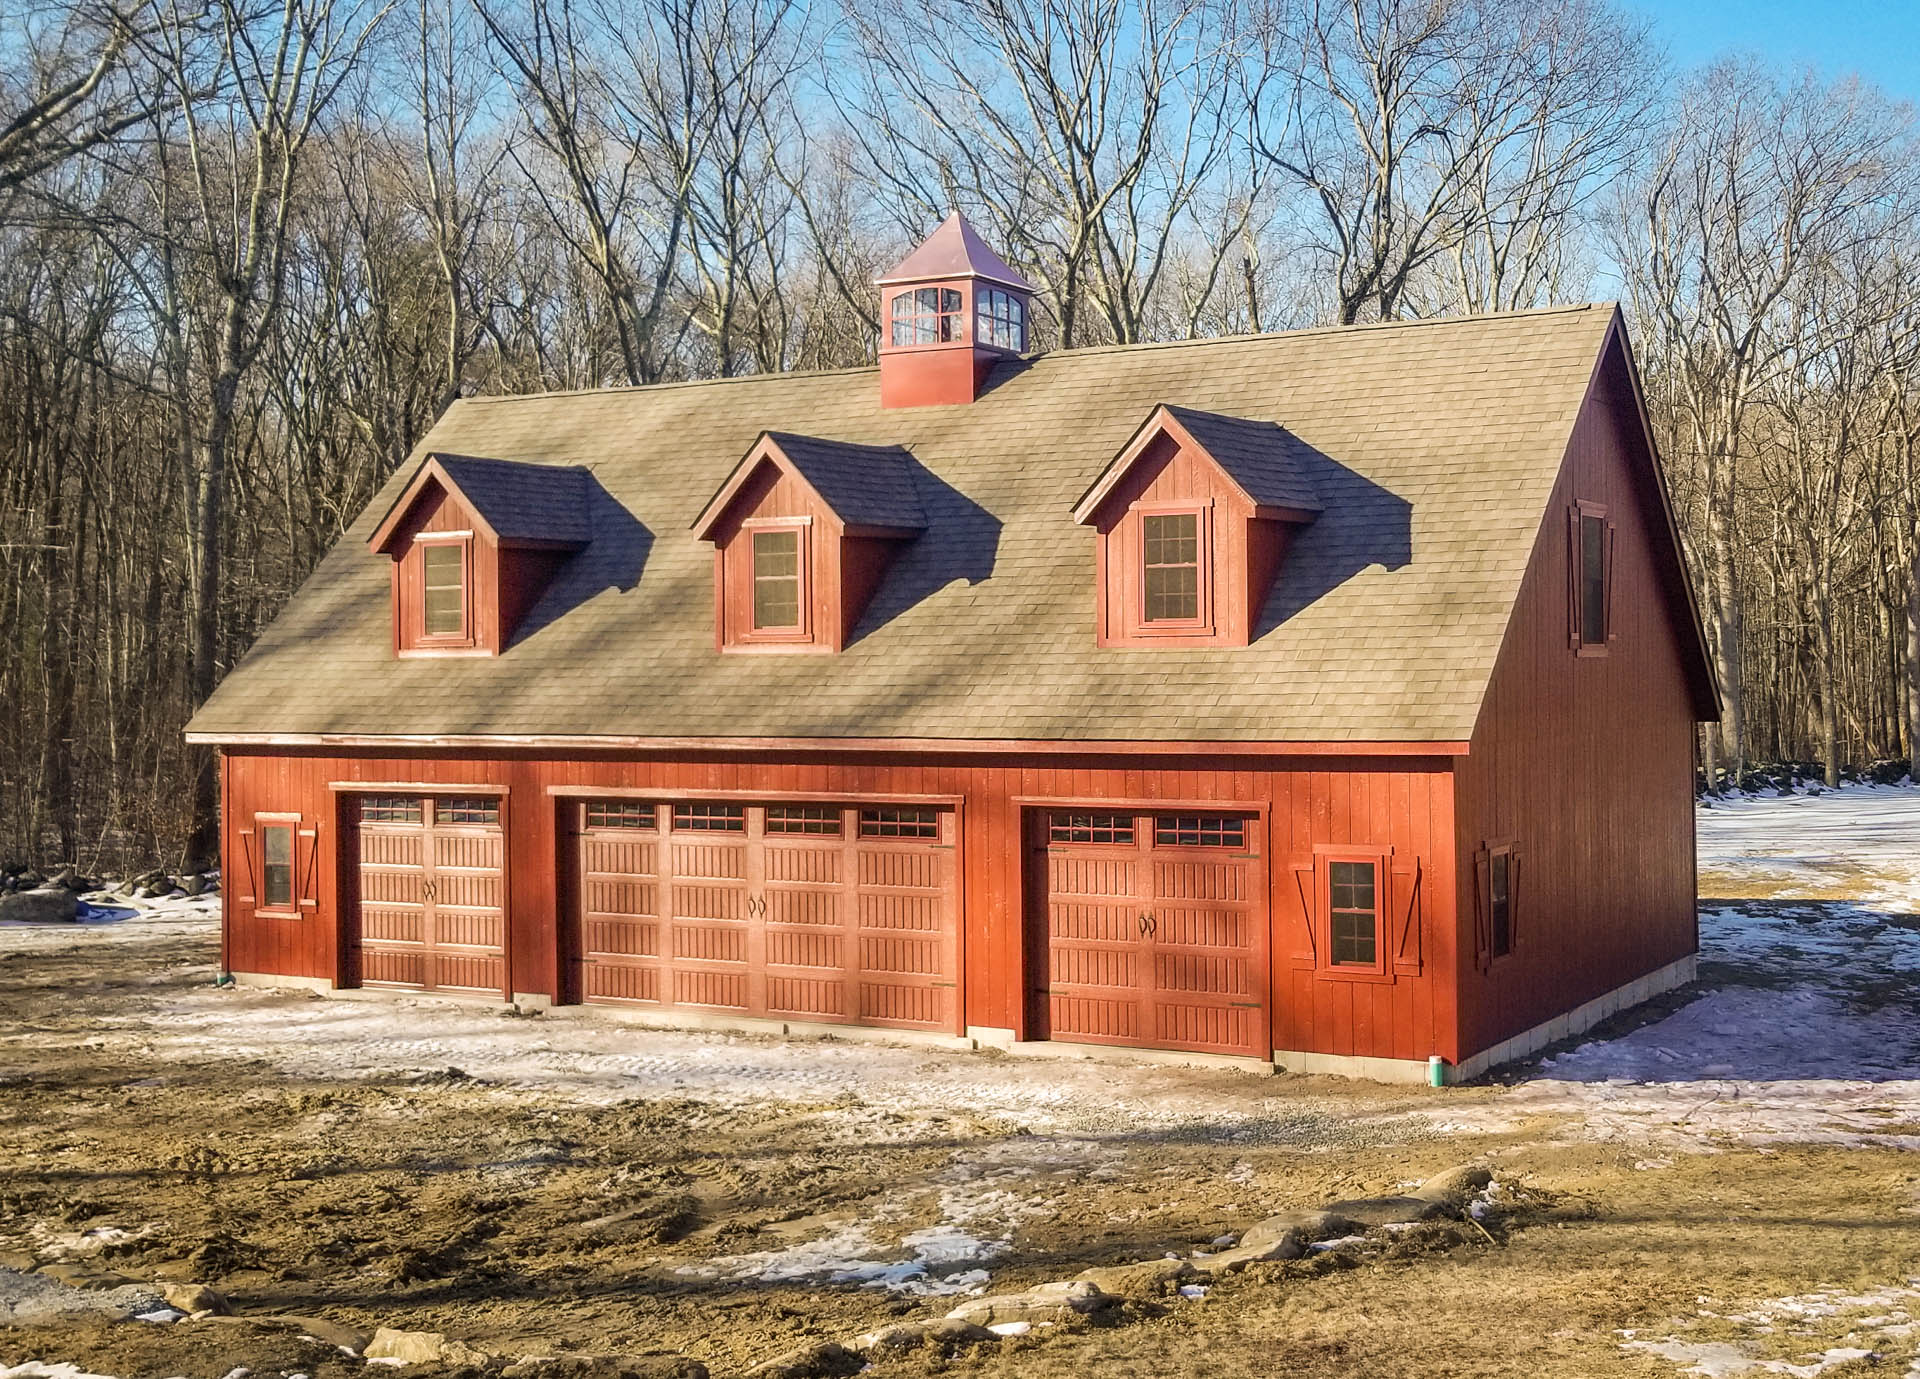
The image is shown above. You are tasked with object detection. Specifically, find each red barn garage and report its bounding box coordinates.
[186,215,1717,1083]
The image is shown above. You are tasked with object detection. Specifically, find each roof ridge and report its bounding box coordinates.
[452,304,1613,408]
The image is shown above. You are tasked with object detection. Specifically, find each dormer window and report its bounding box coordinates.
[749,524,807,637]
[368,453,591,657]
[693,433,926,653]
[421,540,470,640]
[1075,406,1321,648]
[1142,510,1204,625]
[892,287,963,346]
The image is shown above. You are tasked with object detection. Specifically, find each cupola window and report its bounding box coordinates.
[891,287,963,346]
[976,288,1026,350]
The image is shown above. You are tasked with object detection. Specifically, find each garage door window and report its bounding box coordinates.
[362,797,423,824]
[440,797,499,826]
[672,803,746,832]
[859,807,939,839]
[765,805,842,835]
[1154,815,1245,847]
[587,801,657,829]
[1049,812,1134,844]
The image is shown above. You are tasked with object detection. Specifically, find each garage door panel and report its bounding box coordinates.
[768,928,842,968]
[860,934,942,975]
[573,801,958,1032]
[1040,811,1266,1059]
[352,798,507,1000]
[584,916,659,956]
[674,969,748,1008]
[1153,858,1246,901]
[673,840,747,879]
[587,964,660,1003]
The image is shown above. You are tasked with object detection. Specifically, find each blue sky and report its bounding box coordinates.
[1637,1,1920,102]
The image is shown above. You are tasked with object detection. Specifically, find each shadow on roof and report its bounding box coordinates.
[1255,441,1413,639]
[510,474,652,647]
[849,452,1002,648]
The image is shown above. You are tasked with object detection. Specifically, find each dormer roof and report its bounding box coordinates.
[369,453,593,554]
[692,432,927,541]
[876,211,1034,293]
[1073,404,1324,525]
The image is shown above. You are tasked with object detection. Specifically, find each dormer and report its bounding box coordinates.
[876,212,1035,409]
[368,454,591,656]
[693,432,926,652]
[1074,406,1322,648]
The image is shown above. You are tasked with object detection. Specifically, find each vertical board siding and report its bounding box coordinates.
[221,749,1464,1062]
[1453,342,1699,1057]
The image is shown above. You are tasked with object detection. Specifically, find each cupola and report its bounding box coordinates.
[876,212,1034,409]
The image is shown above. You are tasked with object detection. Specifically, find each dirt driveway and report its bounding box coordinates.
[4,787,1920,1379]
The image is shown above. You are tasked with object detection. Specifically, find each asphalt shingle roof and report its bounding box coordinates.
[424,454,593,546]
[188,305,1619,744]
[759,434,926,532]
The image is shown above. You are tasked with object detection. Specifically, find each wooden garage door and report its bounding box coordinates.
[354,795,508,998]
[572,801,958,1031]
[1035,810,1266,1058]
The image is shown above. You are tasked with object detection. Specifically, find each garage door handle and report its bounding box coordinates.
[422,881,436,901]
[1139,911,1157,935]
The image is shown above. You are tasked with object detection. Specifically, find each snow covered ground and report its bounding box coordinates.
[6,785,1920,1150]
[1459,784,1920,1149]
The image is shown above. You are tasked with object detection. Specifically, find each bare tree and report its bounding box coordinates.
[0,0,163,192]
[832,0,1239,348]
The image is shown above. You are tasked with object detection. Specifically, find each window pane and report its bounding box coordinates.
[1144,565,1199,621]
[1154,815,1246,848]
[586,801,656,829]
[1328,860,1378,967]
[672,803,746,832]
[362,796,423,824]
[439,797,498,825]
[1143,513,1198,565]
[1491,852,1511,957]
[752,529,801,630]
[859,807,939,839]
[1581,515,1606,645]
[422,544,464,635]
[1049,812,1134,844]
[765,805,842,835]
[262,825,293,907]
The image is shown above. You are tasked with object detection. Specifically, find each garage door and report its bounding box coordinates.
[1033,810,1266,1058]
[354,795,508,997]
[571,800,958,1031]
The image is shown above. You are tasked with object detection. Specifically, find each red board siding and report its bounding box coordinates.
[1452,339,1699,1057]
[219,750,1463,1063]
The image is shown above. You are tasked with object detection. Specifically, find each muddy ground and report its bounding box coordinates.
[4,878,1920,1376]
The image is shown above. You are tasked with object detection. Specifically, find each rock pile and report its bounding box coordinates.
[741,1164,1504,1378]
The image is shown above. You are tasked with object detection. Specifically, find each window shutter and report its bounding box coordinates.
[1391,854,1422,976]
[1603,522,1618,642]
[298,827,320,913]
[1472,846,1493,973]
[236,826,258,904]
[1289,860,1317,969]
[1567,507,1582,648]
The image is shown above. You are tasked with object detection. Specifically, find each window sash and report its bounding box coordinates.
[1490,851,1512,958]
[1141,512,1202,623]
[751,528,802,631]
[1580,514,1607,645]
[422,543,465,636]
[859,807,939,839]
[261,825,294,908]
[1049,812,1134,845]
[890,286,963,346]
[1327,860,1378,967]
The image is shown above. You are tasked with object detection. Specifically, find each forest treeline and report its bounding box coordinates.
[1,0,1917,868]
